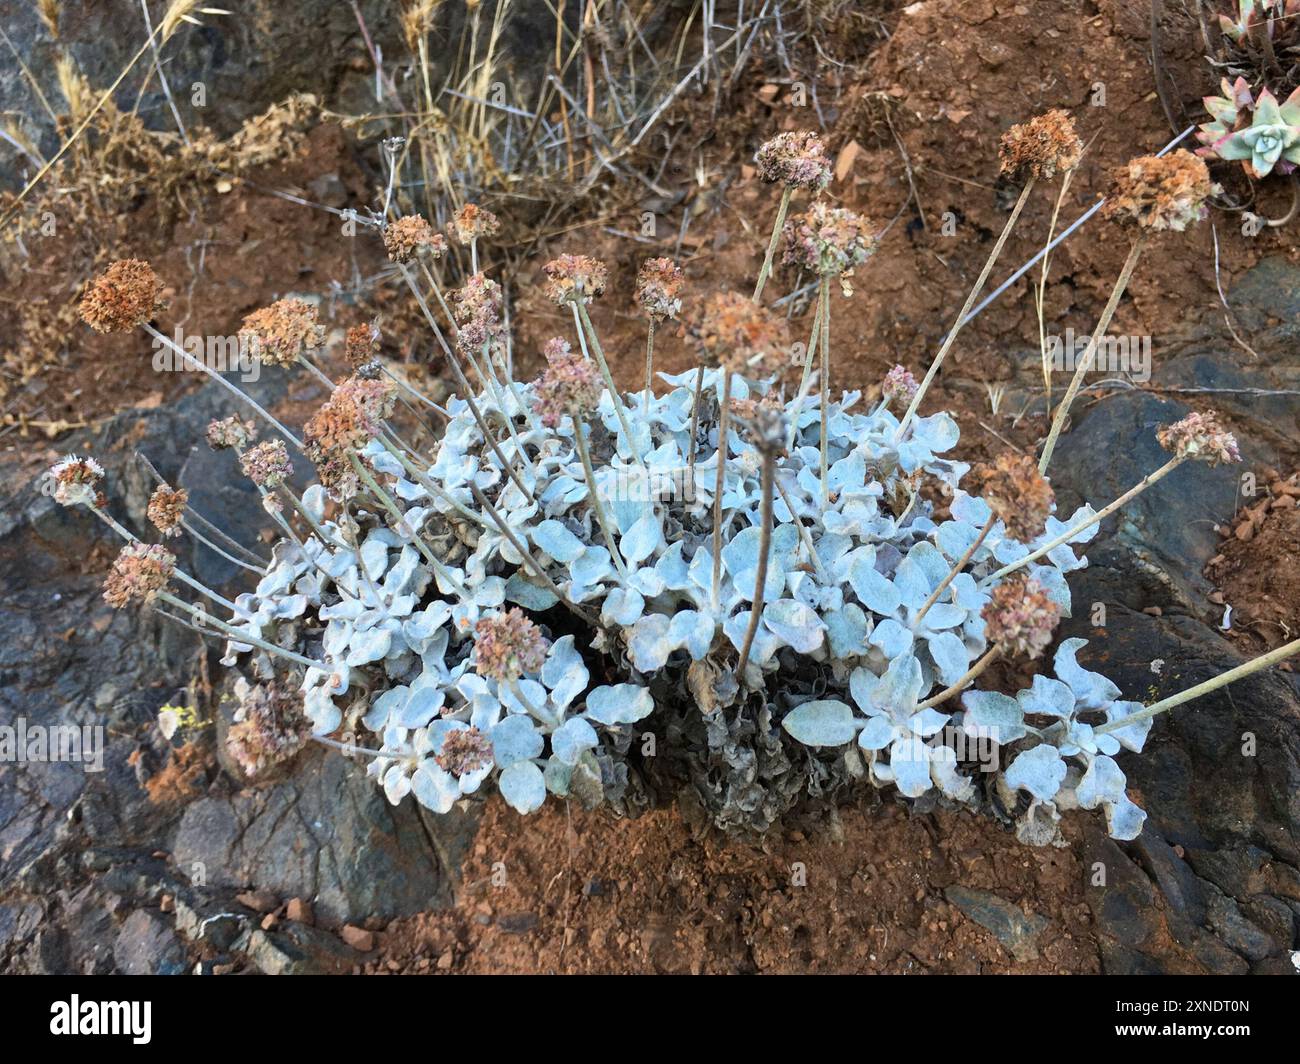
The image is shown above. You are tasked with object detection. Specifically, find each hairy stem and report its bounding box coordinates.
[144,324,302,449]
[573,300,645,471]
[912,514,995,628]
[1038,235,1146,473]
[157,590,325,671]
[711,369,732,612]
[752,185,792,303]
[916,647,1000,710]
[983,455,1185,585]
[736,446,776,681]
[895,178,1035,442]
[573,421,629,582]
[1093,635,1300,736]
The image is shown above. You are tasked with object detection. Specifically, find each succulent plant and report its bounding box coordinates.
[1199,79,1300,178]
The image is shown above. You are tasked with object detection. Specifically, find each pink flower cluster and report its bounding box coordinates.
[531,338,602,427]
[754,131,832,191]
[474,608,550,681]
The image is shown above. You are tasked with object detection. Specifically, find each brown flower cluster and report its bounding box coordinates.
[691,291,791,375]
[48,454,105,507]
[754,131,832,191]
[1101,150,1218,232]
[383,214,446,263]
[345,320,382,367]
[103,543,175,608]
[981,573,1061,660]
[147,485,188,538]
[226,678,310,779]
[435,726,495,777]
[976,453,1055,543]
[782,202,876,276]
[240,439,294,488]
[451,203,501,243]
[474,608,550,682]
[80,260,166,333]
[239,298,324,366]
[636,257,684,321]
[542,255,609,305]
[304,375,396,462]
[206,416,256,451]
[1157,410,1241,466]
[452,272,506,356]
[998,110,1082,181]
[531,337,602,427]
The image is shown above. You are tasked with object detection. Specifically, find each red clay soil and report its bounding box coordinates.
[363,796,1099,974]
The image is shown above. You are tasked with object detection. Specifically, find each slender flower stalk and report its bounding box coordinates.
[156,590,326,671]
[466,481,598,626]
[912,514,996,628]
[736,413,783,681]
[917,648,1000,709]
[348,453,470,599]
[572,301,644,471]
[145,323,303,448]
[685,364,708,488]
[396,263,533,499]
[818,274,831,502]
[572,423,629,582]
[982,454,1185,584]
[752,186,792,303]
[1093,635,1300,736]
[86,502,243,614]
[895,179,1035,442]
[711,370,732,612]
[1037,235,1146,472]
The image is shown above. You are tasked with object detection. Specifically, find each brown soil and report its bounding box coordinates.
[363,796,1099,974]
[1206,469,1300,657]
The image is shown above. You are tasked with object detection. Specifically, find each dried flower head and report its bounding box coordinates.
[47,454,104,507]
[881,364,919,406]
[383,214,446,263]
[239,298,324,366]
[435,726,494,777]
[103,542,175,608]
[636,257,685,321]
[981,573,1061,659]
[976,452,1056,542]
[452,273,504,336]
[754,130,832,191]
[542,255,609,305]
[691,291,792,375]
[226,678,310,778]
[998,110,1083,181]
[304,376,396,459]
[1157,410,1241,465]
[80,259,166,333]
[451,203,501,243]
[206,417,256,451]
[531,338,602,427]
[147,485,188,538]
[240,439,294,488]
[474,608,549,681]
[1102,150,1218,232]
[782,202,877,276]
[345,320,382,367]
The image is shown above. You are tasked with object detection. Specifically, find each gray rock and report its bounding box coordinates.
[172,748,479,926]
[943,886,1047,962]
[113,909,186,975]
[246,923,360,976]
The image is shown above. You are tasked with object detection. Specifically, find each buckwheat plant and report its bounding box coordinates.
[65,123,1300,844]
